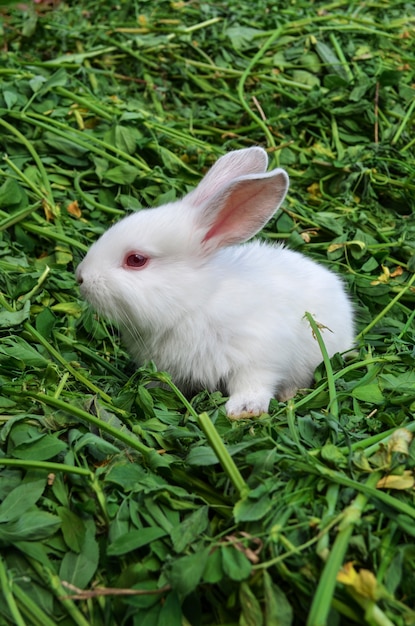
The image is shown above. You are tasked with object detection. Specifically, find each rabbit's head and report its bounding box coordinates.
[76,147,289,332]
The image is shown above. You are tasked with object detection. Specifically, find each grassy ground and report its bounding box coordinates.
[0,1,415,625]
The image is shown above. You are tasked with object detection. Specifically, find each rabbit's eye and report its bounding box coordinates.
[124,253,149,269]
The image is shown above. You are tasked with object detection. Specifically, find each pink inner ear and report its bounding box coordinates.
[202,184,262,244]
[200,173,287,248]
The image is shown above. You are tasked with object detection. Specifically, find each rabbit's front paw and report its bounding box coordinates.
[225,392,271,420]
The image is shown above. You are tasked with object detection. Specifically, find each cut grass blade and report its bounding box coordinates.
[307,471,382,626]
[0,557,26,626]
[157,372,250,499]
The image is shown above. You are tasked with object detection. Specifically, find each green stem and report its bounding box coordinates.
[357,271,415,340]
[25,391,154,457]
[237,27,284,153]
[3,156,45,200]
[0,118,54,208]
[316,482,340,560]
[291,355,400,412]
[0,557,26,626]
[5,110,150,172]
[306,471,381,626]
[329,32,354,82]
[55,86,115,121]
[54,331,128,381]
[0,457,92,476]
[392,98,415,145]
[157,373,249,499]
[302,459,415,519]
[20,222,89,251]
[198,412,250,499]
[12,581,67,626]
[28,559,92,626]
[19,265,50,304]
[0,293,113,401]
[304,312,338,418]
[23,321,111,401]
[0,201,42,231]
[340,419,415,457]
[181,16,222,34]
[286,399,301,447]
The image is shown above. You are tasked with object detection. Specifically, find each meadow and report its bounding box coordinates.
[0,1,415,624]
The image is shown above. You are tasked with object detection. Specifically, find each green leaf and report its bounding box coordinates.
[58,507,86,553]
[240,582,263,626]
[104,462,147,491]
[14,539,55,569]
[103,163,138,184]
[12,434,68,461]
[42,132,89,157]
[131,605,161,626]
[292,70,320,88]
[168,548,210,597]
[186,446,219,466]
[0,301,30,328]
[0,179,27,208]
[171,505,209,553]
[157,592,182,626]
[315,41,349,80]
[226,26,266,51]
[59,522,99,588]
[29,75,47,93]
[0,510,61,543]
[396,514,415,538]
[72,431,120,459]
[3,89,18,110]
[351,383,384,404]
[0,478,46,523]
[0,336,49,369]
[105,125,138,155]
[234,493,272,523]
[320,443,347,468]
[202,548,223,584]
[379,70,402,86]
[107,527,168,556]
[263,571,293,626]
[221,546,251,581]
[42,67,68,90]
[35,308,56,339]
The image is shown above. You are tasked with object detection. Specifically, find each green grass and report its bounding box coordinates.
[0,1,415,625]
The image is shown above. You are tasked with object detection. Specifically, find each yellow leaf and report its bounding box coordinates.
[66,200,82,217]
[337,562,379,600]
[312,142,335,158]
[42,198,60,220]
[390,266,403,278]
[327,242,345,253]
[356,569,379,600]
[67,200,82,218]
[337,561,358,586]
[371,265,390,285]
[307,182,321,199]
[388,428,412,455]
[376,470,414,490]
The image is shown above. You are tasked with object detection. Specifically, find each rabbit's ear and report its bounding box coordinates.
[198,168,289,249]
[190,147,268,206]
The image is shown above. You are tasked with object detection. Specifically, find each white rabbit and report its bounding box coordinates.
[76,147,354,418]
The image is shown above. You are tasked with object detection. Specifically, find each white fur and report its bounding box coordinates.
[76,148,354,418]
